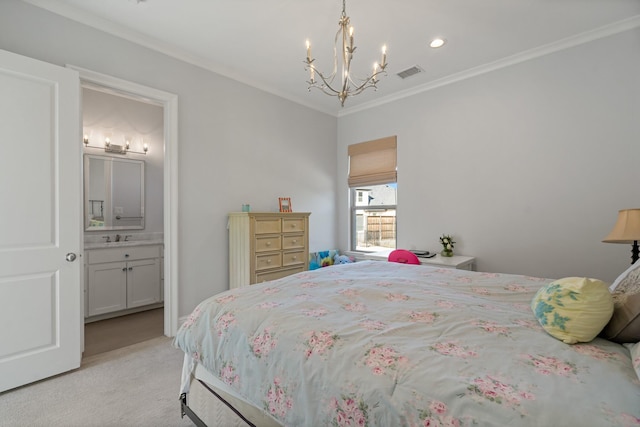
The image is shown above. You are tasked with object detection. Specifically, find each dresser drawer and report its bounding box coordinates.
[283,250,305,267]
[254,218,282,234]
[255,253,282,271]
[255,266,305,284]
[282,234,304,250]
[282,218,305,233]
[87,245,161,264]
[255,235,281,252]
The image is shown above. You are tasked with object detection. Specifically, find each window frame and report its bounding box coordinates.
[349,185,397,253]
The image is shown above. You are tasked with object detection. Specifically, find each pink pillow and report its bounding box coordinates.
[388,249,420,265]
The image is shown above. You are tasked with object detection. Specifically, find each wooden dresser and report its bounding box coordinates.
[228,212,310,288]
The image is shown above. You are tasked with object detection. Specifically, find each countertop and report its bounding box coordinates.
[84,239,164,250]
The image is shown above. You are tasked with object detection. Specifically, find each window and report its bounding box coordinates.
[348,136,397,252]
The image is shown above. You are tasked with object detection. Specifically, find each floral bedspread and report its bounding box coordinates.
[174,261,640,426]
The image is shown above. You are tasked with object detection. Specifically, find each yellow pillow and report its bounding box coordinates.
[531,277,613,344]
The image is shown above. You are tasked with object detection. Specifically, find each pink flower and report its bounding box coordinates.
[429,400,447,415]
[386,293,409,301]
[371,366,384,375]
[215,294,237,304]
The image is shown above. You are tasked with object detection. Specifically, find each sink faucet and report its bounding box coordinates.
[124,235,132,241]
[115,234,121,242]
[102,236,111,243]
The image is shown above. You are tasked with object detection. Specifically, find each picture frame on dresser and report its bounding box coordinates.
[278,197,292,212]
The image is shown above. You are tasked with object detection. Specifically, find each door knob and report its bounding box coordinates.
[66,253,77,262]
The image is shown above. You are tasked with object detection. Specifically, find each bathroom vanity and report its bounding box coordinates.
[84,241,163,322]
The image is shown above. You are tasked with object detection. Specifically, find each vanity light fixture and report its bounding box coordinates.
[82,134,148,155]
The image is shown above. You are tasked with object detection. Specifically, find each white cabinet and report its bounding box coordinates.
[85,245,162,318]
[87,261,127,316]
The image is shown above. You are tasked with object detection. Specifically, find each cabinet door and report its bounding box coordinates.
[127,258,161,308]
[87,262,127,316]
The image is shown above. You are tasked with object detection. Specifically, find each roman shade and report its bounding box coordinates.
[348,136,397,187]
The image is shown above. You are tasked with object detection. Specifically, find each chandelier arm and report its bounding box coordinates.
[306,67,343,96]
[348,70,388,96]
[308,62,338,87]
[348,66,387,86]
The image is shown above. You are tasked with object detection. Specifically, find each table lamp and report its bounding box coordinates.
[603,208,640,264]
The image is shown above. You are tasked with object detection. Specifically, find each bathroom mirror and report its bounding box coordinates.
[84,154,145,231]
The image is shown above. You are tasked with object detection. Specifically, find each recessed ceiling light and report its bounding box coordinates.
[430,38,446,48]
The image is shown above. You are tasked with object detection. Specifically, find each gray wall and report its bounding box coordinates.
[3,0,638,318]
[0,0,338,316]
[338,27,640,283]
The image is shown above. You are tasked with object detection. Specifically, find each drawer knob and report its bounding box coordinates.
[292,256,297,260]
[292,240,297,244]
[291,224,297,228]
[266,241,271,246]
[266,259,272,264]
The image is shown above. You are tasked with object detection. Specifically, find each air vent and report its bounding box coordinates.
[396,66,424,79]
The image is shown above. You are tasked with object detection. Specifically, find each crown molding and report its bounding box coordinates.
[338,15,640,117]
[22,1,640,118]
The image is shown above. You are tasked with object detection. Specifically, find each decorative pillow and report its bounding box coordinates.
[309,250,339,270]
[609,259,640,292]
[601,291,640,343]
[531,277,614,344]
[623,342,640,381]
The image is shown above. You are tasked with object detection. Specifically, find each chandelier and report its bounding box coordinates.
[304,0,388,107]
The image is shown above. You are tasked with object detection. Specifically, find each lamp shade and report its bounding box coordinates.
[603,209,640,243]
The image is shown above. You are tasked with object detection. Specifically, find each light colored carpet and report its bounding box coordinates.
[0,336,194,427]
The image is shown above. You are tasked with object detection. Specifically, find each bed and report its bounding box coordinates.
[174,261,640,426]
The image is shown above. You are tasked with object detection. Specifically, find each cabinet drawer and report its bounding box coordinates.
[255,235,281,252]
[255,253,282,271]
[254,218,281,234]
[255,266,305,284]
[283,250,305,267]
[87,245,161,264]
[282,217,305,233]
[282,234,304,250]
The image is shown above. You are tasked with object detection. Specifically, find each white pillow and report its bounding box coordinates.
[623,342,640,381]
[610,259,640,292]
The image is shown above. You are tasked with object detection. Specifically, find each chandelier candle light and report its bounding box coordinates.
[304,0,388,106]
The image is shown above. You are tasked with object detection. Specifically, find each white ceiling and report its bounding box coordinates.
[23,0,640,116]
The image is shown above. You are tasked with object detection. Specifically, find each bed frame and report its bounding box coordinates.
[180,374,280,427]
[180,380,256,427]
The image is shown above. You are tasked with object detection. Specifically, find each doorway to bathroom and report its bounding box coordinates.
[81,84,165,357]
[73,66,179,357]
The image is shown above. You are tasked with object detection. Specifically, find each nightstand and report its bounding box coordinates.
[416,254,475,271]
[346,251,476,271]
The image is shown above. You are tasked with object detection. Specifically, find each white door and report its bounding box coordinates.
[0,49,81,392]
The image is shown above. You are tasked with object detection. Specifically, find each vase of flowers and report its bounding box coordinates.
[440,234,455,257]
